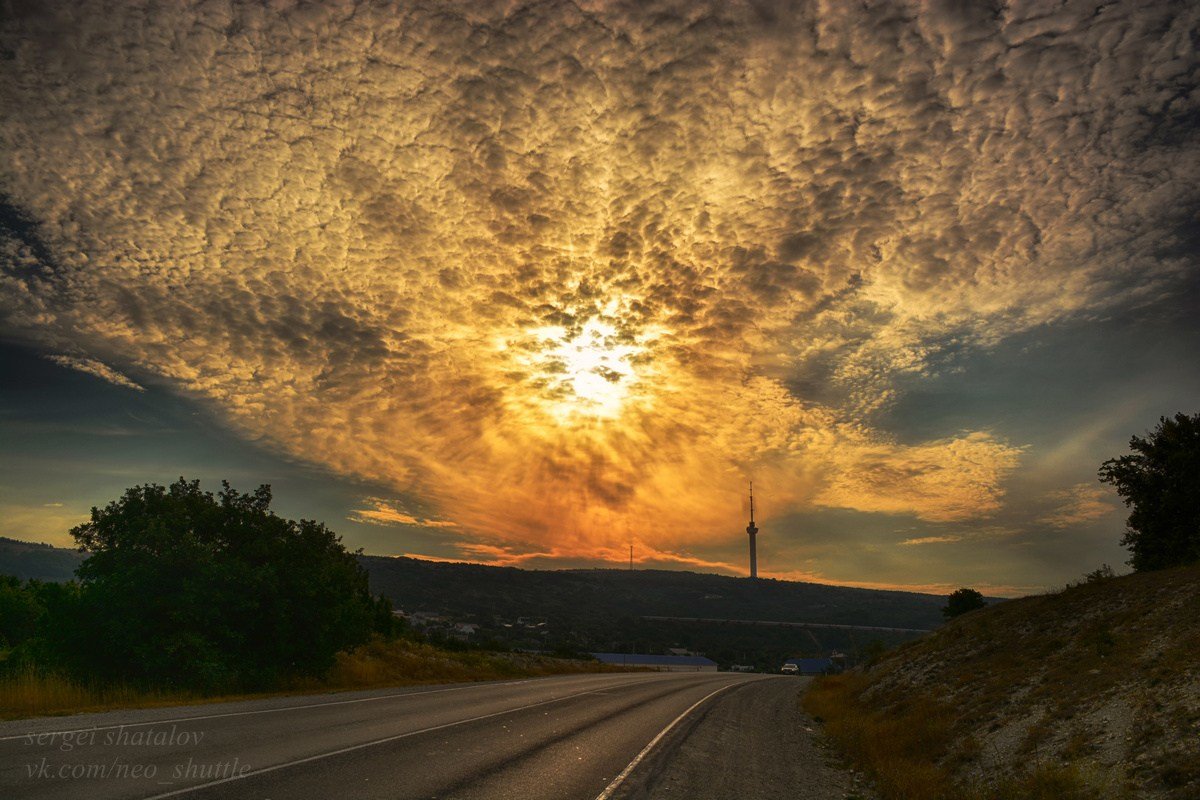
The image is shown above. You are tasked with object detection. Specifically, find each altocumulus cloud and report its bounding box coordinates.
[0,0,1196,567]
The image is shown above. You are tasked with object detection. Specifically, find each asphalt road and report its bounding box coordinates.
[0,672,854,800]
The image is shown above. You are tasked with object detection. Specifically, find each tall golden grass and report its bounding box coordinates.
[804,566,1200,799]
[0,638,620,720]
[803,673,955,800]
[803,674,1093,800]
[0,670,199,719]
[317,637,621,689]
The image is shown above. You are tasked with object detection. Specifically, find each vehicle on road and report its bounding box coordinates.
[780,662,799,674]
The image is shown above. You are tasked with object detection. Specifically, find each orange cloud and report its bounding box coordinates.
[899,536,964,546]
[1038,484,1119,529]
[1,1,1192,578]
[349,498,454,529]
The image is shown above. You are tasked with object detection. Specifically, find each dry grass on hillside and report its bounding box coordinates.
[0,638,621,720]
[805,563,1200,800]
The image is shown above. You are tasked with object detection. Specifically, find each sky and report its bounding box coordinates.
[1,0,1198,596]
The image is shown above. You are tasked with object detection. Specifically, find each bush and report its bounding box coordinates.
[942,588,985,620]
[65,478,394,691]
[1082,564,1115,584]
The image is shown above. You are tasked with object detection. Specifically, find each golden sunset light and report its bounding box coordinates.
[2,0,1197,594]
[3,4,1200,795]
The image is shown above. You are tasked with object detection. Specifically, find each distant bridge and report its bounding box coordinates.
[640,615,933,634]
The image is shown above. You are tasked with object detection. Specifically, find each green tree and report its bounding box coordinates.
[69,478,394,690]
[942,588,985,620]
[0,575,44,650]
[1099,412,1200,571]
[0,577,86,673]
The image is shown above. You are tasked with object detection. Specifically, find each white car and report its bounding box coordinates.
[780,662,799,674]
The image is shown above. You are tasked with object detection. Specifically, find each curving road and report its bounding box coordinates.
[0,672,855,800]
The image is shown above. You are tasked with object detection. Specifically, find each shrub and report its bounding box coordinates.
[942,588,985,620]
[65,478,394,691]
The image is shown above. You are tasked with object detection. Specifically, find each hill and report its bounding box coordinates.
[359,555,947,667]
[0,538,950,668]
[805,564,1200,799]
[360,555,945,628]
[0,536,83,581]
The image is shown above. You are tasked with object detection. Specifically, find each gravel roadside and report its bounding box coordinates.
[611,675,874,800]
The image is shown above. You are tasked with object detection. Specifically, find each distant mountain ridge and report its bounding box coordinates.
[0,536,83,581]
[0,538,948,631]
[359,555,947,631]
[356,556,956,667]
[0,539,950,666]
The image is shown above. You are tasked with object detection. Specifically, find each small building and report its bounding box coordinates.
[591,653,718,672]
[783,657,836,675]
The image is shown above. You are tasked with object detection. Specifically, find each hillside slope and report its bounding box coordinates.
[359,556,948,669]
[0,539,948,633]
[809,564,1200,799]
[0,539,947,667]
[0,537,82,581]
[360,555,946,629]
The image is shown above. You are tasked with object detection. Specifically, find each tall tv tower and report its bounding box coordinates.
[746,482,759,579]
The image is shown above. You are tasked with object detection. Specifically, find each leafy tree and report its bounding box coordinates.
[0,577,85,673]
[0,575,44,650]
[942,588,986,619]
[1099,412,1200,571]
[69,478,394,690]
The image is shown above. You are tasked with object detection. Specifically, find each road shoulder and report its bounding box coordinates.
[609,676,875,800]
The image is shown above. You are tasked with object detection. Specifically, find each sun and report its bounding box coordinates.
[519,318,646,421]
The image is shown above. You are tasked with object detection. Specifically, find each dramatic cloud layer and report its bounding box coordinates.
[1,0,1196,573]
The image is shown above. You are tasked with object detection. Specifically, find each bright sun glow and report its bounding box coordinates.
[526,319,644,420]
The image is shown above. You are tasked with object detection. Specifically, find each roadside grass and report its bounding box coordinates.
[964,764,1096,800]
[803,673,955,800]
[0,638,622,720]
[804,565,1200,800]
[0,671,199,720]
[804,674,1097,800]
[312,636,625,689]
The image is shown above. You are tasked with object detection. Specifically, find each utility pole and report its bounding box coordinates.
[629,543,633,571]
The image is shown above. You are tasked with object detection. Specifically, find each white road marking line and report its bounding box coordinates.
[0,673,642,742]
[594,678,753,800]
[137,684,621,800]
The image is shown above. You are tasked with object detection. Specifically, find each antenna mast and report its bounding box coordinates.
[746,481,759,579]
